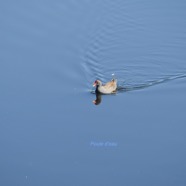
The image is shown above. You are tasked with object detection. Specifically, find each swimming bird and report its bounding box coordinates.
[93,79,117,94]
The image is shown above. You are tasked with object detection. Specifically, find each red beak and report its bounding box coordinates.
[93,82,97,87]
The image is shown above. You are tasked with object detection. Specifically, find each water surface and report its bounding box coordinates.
[0,0,186,185]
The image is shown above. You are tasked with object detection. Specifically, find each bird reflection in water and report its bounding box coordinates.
[92,78,117,105]
[92,73,186,105]
[92,92,102,105]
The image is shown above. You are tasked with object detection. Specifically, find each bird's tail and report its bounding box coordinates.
[111,73,117,82]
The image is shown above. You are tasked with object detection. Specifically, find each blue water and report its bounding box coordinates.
[0,0,186,185]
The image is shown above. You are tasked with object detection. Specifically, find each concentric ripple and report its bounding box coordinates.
[82,0,186,92]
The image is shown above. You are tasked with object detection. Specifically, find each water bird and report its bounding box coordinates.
[93,79,117,94]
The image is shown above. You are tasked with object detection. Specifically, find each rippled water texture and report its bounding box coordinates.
[0,0,186,185]
[83,1,186,90]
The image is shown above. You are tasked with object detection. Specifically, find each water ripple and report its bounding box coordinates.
[83,0,186,92]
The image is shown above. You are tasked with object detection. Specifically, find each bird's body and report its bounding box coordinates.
[93,79,117,94]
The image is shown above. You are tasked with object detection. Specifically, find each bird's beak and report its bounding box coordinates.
[93,82,97,87]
